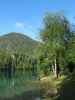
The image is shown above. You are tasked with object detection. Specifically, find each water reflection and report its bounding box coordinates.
[0,69,39,98]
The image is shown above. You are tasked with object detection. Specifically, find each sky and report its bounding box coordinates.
[0,0,75,40]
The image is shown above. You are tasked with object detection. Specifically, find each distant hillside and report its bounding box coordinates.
[0,32,38,54]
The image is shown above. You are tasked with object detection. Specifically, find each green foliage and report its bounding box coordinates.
[56,73,75,100]
[40,13,70,42]
[0,50,11,68]
[37,12,74,75]
[0,33,38,77]
[65,34,75,63]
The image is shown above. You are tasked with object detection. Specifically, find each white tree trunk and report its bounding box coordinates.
[52,63,55,74]
[54,59,57,78]
[52,59,57,78]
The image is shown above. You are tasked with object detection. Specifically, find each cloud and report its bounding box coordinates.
[14,21,38,40]
[15,22,35,32]
[15,22,24,28]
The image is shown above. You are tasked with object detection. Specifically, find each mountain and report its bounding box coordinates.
[0,32,38,54]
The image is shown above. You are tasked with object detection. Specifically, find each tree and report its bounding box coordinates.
[65,33,75,72]
[40,12,70,78]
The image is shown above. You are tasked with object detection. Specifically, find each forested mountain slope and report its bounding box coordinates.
[0,32,38,54]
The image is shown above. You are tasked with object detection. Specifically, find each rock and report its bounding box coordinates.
[46,89,57,97]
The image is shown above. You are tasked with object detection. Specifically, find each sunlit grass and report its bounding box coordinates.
[39,75,66,100]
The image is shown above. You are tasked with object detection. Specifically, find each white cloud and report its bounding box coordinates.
[14,21,38,40]
[15,22,35,32]
[15,22,24,28]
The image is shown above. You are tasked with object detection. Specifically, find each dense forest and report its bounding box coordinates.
[0,32,38,77]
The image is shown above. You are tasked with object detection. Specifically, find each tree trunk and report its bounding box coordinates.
[54,59,57,78]
[52,59,57,78]
[52,63,55,75]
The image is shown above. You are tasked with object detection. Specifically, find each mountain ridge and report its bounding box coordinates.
[0,32,38,54]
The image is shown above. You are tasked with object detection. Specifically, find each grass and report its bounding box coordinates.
[39,75,66,100]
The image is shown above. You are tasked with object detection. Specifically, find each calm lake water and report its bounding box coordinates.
[0,70,40,99]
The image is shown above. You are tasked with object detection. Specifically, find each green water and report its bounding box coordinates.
[0,70,38,98]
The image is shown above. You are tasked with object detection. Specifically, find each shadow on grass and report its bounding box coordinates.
[55,73,75,100]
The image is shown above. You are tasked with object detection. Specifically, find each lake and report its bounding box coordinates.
[0,70,41,100]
